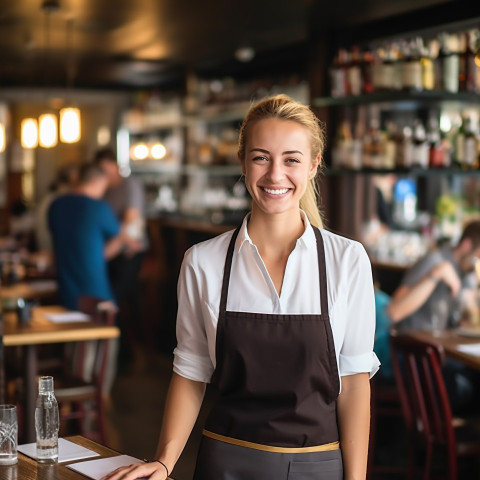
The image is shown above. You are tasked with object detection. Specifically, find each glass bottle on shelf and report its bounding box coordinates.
[455,112,467,166]
[420,37,435,90]
[347,46,363,96]
[383,121,397,169]
[330,48,348,97]
[412,119,429,168]
[361,49,375,94]
[464,31,478,92]
[401,39,423,90]
[464,113,479,169]
[395,125,414,169]
[427,117,445,168]
[439,32,460,93]
[363,117,384,169]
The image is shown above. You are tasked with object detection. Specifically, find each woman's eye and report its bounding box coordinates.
[286,157,300,164]
[253,155,268,162]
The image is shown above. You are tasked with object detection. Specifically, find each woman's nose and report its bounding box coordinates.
[266,159,284,181]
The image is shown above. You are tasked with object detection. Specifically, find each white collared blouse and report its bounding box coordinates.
[173,213,380,388]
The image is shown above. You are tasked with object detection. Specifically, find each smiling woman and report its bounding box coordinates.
[101,95,378,480]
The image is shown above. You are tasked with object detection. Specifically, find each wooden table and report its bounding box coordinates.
[402,328,480,372]
[2,306,120,443]
[0,435,121,480]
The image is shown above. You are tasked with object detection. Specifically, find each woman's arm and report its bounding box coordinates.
[101,373,206,480]
[336,373,370,480]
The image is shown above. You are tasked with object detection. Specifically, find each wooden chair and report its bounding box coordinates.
[367,376,405,478]
[390,332,480,480]
[54,296,117,444]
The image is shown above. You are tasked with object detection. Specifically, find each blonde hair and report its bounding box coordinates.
[238,94,325,227]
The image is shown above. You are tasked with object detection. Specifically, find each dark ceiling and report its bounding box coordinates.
[0,0,472,91]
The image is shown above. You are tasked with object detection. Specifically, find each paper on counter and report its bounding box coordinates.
[67,454,144,479]
[456,343,480,356]
[46,311,91,323]
[29,280,58,291]
[18,438,100,463]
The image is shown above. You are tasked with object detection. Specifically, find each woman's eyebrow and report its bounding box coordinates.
[249,148,304,156]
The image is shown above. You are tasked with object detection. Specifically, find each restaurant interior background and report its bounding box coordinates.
[1,0,480,478]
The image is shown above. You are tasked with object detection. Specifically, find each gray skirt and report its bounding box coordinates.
[193,436,343,480]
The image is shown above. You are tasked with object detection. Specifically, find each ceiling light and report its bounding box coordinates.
[132,142,149,160]
[39,113,58,148]
[60,107,81,143]
[151,142,167,160]
[21,118,39,149]
[0,123,5,153]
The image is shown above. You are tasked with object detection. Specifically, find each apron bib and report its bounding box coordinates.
[194,226,342,479]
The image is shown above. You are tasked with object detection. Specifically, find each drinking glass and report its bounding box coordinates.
[0,405,18,465]
[431,298,449,337]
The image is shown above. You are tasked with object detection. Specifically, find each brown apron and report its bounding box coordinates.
[194,226,342,479]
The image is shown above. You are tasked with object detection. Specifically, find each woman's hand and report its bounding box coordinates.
[100,461,170,480]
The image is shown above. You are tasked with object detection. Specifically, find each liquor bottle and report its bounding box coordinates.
[361,49,375,94]
[427,117,445,168]
[364,117,384,169]
[395,126,414,169]
[420,37,435,90]
[412,119,429,168]
[455,113,467,166]
[347,46,363,96]
[330,49,347,97]
[464,31,478,92]
[35,376,59,463]
[383,121,397,169]
[401,39,422,90]
[440,32,460,93]
[464,114,479,169]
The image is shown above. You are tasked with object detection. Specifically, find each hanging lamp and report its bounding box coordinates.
[39,113,58,148]
[0,123,5,153]
[21,118,39,149]
[60,17,81,144]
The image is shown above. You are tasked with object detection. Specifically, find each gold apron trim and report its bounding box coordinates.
[202,430,340,454]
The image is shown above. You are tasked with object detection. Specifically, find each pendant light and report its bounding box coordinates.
[60,17,81,144]
[21,118,39,149]
[39,113,58,148]
[0,123,5,153]
[60,107,81,143]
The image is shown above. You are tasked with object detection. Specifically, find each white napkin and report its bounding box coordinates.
[456,343,480,356]
[46,311,91,323]
[67,454,144,479]
[17,438,100,463]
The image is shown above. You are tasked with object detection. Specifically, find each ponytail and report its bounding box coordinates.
[300,179,323,228]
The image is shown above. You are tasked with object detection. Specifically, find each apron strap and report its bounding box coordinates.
[314,227,340,403]
[219,225,242,322]
[313,227,329,317]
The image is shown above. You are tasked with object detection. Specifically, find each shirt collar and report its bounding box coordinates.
[236,210,317,252]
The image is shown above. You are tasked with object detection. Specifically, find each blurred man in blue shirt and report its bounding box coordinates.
[49,163,126,310]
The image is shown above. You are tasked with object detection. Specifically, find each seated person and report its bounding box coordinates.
[388,220,480,412]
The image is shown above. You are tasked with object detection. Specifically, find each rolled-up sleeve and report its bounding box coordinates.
[339,242,380,378]
[173,247,215,383]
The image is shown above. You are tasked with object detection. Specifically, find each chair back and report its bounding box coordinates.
[66,297,117,391]
[390,333,457,478]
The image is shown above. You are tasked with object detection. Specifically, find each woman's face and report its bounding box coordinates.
[241,118,319,218]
